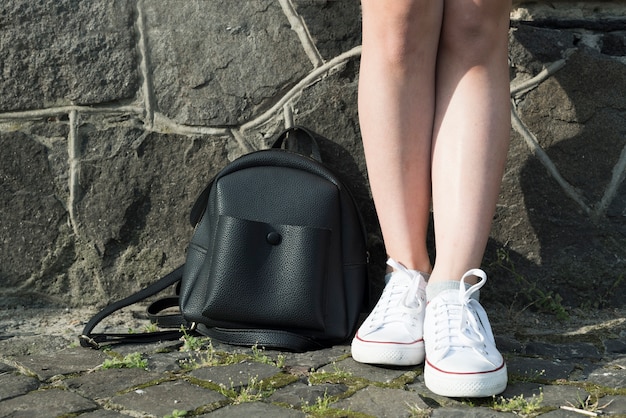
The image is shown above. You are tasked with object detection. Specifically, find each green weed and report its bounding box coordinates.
[492,248,569,320]
[301,390,335,416]
[163,410,188,418]
[491,392,545,416]
[101,352,147,370]
[179,327,210,352]
[251,343,286,368]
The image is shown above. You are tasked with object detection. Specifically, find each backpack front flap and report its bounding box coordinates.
[180,148,367,350]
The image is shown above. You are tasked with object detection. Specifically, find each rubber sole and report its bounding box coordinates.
[424,361,508,397]
[351,339,425,366]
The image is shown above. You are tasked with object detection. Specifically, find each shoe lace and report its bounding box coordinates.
[432,269,495,361]
[364,259,425,329]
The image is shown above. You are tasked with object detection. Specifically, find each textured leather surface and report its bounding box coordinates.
[180,128,368,351]
[204,215,330,331]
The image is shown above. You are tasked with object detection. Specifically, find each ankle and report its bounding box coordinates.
[386,258,431,279]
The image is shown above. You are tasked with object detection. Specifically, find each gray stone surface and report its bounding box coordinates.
[109,380,227,417]
[0,0,137,111]
[190,362,282,388]
[1,2,624,311]
[268,381,348,408]
[7,348,107,381]
[206,402,305,417]
[505,356,577,381]
[0,374,39,402]
[0,388,98,418]
[332,385,430,417]
[144,0,312,126]
[64,368,161,399]
[0,305,625,417]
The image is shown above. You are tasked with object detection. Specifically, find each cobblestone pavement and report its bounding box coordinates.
[1,305,625,417]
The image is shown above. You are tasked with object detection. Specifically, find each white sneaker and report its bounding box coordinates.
[424,269,507,397]
[351,258,427,366]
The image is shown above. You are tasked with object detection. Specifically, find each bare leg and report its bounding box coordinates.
[353,0,512,389]
[429,0,511,284]
[358,0,443,274]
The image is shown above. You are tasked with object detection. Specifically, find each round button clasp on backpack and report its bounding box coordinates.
[266,231,282,245]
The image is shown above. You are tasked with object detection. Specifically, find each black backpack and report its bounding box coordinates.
[80,126,368,352]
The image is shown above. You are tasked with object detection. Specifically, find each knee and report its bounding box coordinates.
[361,1,441,70]
[440,0,511,61]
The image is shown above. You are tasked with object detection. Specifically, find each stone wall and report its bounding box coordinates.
[1,1,624,314]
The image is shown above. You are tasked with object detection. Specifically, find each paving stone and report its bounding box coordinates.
[605,339,626,354]
[539,384,590,409]
[109,379,227,417]
[430,407,517,417]
[610,355,626,368]
[530,409,572,417]
[499,381,544,399]
[404,373,471,408]
[0,335,73,357]
[332,385,429,418]
[206,402,305,417]
[0,388,98,418]
[267,381,348,408]
[146,350,190,373]
[496,336,526,355]
[405,374,428,392]
[330,357,413,384]
[63,367,161,399]
[190,362,281,389]
[586,364,626,388]
[108,340,183,357]
[523,342,602,360]
[506,356,577,381]
[9,348,107,380]
[597,395,626,415]
[280,344,351,371]
[0,373,40,401]
[75,410,129,418]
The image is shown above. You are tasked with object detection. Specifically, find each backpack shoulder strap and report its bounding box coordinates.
[79,265,187,348]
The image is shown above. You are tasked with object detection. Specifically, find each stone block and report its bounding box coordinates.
[293,0,362,60]
[9,348,107,381]
[190,362,281,389]
[332,385,429,418]
[0,0,625,312]
[0,388,98,417]
[143,0,312,126]
[485,23,626,310]
[0,0,138,111]
[64,368,161,400]
[0,126,71,298]
[209,402,305,417]
[109,379,227,417]
[70,119,230,303]
[0,374,40,402]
